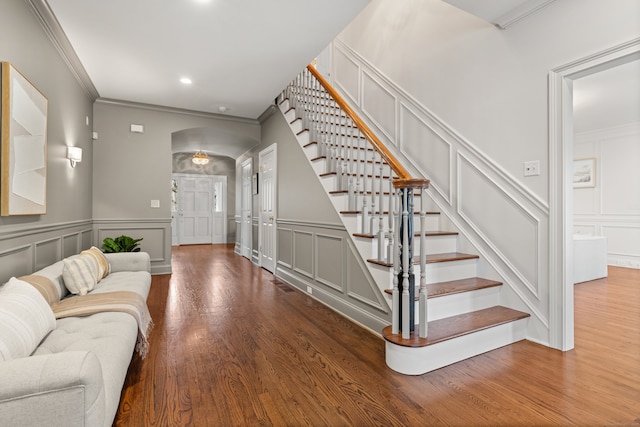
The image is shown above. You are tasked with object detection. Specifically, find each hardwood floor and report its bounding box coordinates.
[114,245,640,426]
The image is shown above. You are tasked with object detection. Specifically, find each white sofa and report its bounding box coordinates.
[0,251,152,427]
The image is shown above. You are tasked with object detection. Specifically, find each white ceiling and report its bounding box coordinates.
[573,59,640,134]
[45,0,370,120]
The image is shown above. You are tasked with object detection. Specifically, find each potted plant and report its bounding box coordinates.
[102,235,143,253]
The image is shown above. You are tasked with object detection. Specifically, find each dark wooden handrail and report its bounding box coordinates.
[306,65,428,190]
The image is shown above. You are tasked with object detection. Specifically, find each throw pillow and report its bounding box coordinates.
[62,255,98,295]
[17,274,60,305]
[0,277,57,361]
[80,246,110,281]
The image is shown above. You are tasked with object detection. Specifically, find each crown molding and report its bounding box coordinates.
[26,0,99,100]
[95,98,260,125]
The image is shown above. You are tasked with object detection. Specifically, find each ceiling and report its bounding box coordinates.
[43,0,370,120]
[573,59,640,134]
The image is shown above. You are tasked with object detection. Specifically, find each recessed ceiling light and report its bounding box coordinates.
[180,77,192,85]
[218,106,229,113]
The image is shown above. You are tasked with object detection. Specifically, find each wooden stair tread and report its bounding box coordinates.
[368,252,479,267]
[354,230,457,239]
[383,277,502,299]
[382,306,530,348]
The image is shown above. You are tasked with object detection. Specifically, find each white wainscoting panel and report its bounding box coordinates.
[600,134,640,216]
[333,48,360,107]
[400,103,452,202]
[362,70,397,143]
[458,155,540,296]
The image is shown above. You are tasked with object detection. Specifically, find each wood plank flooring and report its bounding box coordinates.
[114,244,640,426]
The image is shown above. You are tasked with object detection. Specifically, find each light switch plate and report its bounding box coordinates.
[524,160,540,177]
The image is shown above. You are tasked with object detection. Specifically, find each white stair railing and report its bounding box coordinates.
[282,65,430,340]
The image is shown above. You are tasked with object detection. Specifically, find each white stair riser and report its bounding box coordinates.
[385,318,528,375]
[424,286,501,321]
[368,258,478,295]
[359,233,457,260]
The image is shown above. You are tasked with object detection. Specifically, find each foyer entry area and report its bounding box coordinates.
[114,245,640,426]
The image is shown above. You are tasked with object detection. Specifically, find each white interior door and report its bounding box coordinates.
[211,176,227,244]
[179,175,213,245]
[240,159,253,259]
[259,144,277,272]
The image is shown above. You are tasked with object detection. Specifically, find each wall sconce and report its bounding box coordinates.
[66,146,82,167]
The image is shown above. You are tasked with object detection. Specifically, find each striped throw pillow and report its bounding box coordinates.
[62,255,98,295]
[0,277,56,361]
[81,246,110,281]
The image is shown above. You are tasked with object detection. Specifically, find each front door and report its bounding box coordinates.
[178,175,213,245]
[259,144,277,272]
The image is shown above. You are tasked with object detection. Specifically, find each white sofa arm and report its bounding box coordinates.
[104,252,151,273]
[0,351,105,427]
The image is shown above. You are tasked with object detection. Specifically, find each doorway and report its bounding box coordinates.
[548,38,640,351]
[259,144,277,272]
[172,173,227,246]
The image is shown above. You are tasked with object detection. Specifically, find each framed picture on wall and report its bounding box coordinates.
[0,62,48,215]
[573,158,596,188]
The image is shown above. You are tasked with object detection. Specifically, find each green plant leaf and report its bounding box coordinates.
[102,235,143,253]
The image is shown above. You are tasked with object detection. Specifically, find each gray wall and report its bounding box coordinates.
[93,100,260,274]
[0,0,94,284]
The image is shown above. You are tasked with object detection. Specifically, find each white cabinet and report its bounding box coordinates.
[574,235,608,283]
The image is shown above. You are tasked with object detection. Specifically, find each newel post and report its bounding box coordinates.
[393,178,430,339]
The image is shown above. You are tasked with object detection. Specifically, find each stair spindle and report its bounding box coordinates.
[418,187,428,338]
[401,188,410,340]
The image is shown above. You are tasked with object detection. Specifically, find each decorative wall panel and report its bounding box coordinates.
[333,48,360,106]
[400,104,452,201]
[277,228,293,269]
[62,233,79,258]
[315,233,344,291]
[34,237,61,271]
[458,155,539,295]
[362,71,396,142]
[0,245,32,282]
[293,230,314,279]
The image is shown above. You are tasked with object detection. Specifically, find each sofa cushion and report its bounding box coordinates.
[0,278,56,361]
[92,271,152,300]
[62,255,98,295]
[33,312,139,425]
[81,246,110,280]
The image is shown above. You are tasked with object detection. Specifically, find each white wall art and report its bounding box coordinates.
[1,62,48,215]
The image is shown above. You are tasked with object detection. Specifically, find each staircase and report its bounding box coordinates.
[278,65,530,375]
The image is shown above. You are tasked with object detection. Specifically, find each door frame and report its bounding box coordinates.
[259,143,278,272]
[240,158,253,259]
[171,173,228,246]
[548,38,640,351]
